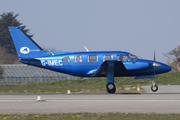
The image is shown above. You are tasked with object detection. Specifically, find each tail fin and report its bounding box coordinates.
[8,27,46,59]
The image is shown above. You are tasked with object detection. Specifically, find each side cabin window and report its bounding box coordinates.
[62,56,70,62]
[74,56,83,62]
[103,55,113,61]
[116,55,130,61]
[129,54,138,61]
[88,55,98,62]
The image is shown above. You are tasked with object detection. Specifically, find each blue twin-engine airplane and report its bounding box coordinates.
[8,27,171,93]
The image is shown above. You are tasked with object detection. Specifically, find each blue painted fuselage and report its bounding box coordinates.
[20,51,171,78]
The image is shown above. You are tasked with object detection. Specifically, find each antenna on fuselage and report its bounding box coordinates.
[48,49,54,56]
[84,46,89,52]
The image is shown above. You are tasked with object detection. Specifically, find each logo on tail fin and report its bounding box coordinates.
[20,47,30,54]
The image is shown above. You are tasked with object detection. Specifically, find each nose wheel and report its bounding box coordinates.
[151,84,158,92]
[106,83,116,93]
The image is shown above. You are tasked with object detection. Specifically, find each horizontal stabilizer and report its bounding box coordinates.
[20,58,41,65]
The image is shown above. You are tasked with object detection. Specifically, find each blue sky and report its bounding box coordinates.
[1,0,180,62]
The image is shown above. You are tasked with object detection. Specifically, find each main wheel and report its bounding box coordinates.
[151,84,158,92]
[106,83,116,93]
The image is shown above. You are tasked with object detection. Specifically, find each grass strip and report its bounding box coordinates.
[1,113,180,120]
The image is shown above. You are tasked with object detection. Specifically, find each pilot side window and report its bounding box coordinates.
[88,55,98,62]
[62,56,70,62]
[116,55,130,61]
[74,56,83,62]
[129,54,138,61]
[103,55,113,61]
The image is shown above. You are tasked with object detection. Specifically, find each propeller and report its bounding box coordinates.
[152,51,161,85]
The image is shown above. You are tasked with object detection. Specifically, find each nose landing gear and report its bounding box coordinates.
[151,79,158,92]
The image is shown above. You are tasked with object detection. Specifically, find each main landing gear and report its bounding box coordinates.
[106,61,116,94]
[106,83,116,93]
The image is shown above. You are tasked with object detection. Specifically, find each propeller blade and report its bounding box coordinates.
[153,51,156,76]
[153,51,156,86]
[154,51,155,62]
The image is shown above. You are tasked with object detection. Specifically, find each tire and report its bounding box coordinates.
[106,83,116,93]
[151,84,158,92]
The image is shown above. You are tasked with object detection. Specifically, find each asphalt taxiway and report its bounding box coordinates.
[0,92,180,114]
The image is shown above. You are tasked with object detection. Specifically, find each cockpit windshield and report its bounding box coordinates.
[129,54,138,61]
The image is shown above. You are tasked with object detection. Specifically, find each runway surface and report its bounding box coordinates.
[141,85,180,93]
[1,92,180,114]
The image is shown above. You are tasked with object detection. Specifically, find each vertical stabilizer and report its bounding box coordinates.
[8,27,46,59]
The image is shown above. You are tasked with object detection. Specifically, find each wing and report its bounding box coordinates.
[91,60,127,77]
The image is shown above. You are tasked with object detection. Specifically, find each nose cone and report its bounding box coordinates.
[157,62,171,73]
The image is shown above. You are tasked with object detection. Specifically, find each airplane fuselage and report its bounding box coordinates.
[20,51,171,78]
